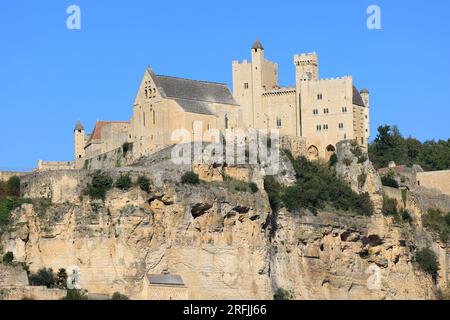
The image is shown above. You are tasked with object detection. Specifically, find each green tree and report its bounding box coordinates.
[84,170,113,200]
[7,176,20,197]
[29,268,56,288]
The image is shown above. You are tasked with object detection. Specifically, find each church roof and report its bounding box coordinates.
[74,120,84,131]
[147,274,185,286]
[252,38,264,50]
[352,86,366,107]
[150,72,238,115]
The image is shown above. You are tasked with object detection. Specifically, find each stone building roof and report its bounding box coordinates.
[149,70,238,115]
[352,86,366,107]
[74,120,84,131]
[252,38,264,50]
[147,274,185,286]
[87,121,129,144]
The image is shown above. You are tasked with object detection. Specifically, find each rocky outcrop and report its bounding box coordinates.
[0,147,443,300]
[335,140,384,213]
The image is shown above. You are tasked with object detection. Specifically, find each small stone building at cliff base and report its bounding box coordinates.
[141,274,189,300]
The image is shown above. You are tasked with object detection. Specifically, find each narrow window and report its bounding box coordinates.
[225,114,229,129]
[276,117,282,128]
[153,110,155,124]
[143,112,146,126]
[361,137,364,144]
[244,83,249,89]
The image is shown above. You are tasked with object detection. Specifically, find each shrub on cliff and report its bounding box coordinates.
[111,292,129,300]
[281,155,373,216]
[249,182,259,194]
[264,176,282,210]
[423,208,450,243]
[7,176,20,197]
[115,174,132,191]
[84,170,113,200]
[273,288,292,300]
[63,289,88,300]
[382,196,398,216]
[181,171,199,185]
[381,175,399,188]
[137,176,151,192]
[2,251,14,265]
[29,268,56,288]
[415,247,439,281]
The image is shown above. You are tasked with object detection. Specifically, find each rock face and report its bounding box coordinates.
[335,140,384,213]
[0,147,445,300]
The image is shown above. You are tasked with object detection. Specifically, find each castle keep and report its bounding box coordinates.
[46,39,371,170]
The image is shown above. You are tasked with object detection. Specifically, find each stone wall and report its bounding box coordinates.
[37,160,75,171]
[416,170,450,196]
[20,170,89,204]
[0,171,29,182]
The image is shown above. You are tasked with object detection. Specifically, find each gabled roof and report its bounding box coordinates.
[352,86,366,107]
[147,274,185,286]
[146,67,238,116]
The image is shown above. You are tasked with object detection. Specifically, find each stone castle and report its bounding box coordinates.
[41,39,371,170]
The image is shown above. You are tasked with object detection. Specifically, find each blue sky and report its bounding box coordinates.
[0,0,449,170]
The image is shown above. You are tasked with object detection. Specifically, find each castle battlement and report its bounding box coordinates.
[315,75,352,82]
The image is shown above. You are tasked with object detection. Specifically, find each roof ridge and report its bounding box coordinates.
[155,74,228,86]
[171,96,238,106]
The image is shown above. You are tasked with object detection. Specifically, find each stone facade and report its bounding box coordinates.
[233,41,370,160]
[51,39,370,169]
[416,170,450,196]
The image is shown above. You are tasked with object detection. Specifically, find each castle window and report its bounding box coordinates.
[338,123,344,129]
[153,110,155,124]
[317,94,323,100]
[143,112,146,126]
[225,114,229,129]
[323,108,329,114]
[153,88,156,93]
[361,137,364,144]
[276,117,282,128]
[342,107,347,113]
[244,83,249,89]
[145,89,148,99]
[323,124,328,130]
[316,125,322,131]
[313,109,318,115]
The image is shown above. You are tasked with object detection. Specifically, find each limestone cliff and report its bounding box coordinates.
[1,146,446,300]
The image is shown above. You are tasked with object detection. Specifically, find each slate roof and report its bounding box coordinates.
[147,274,185,286]
[74,120,84,131]
[252,38,264,50]
[352,86,366,107]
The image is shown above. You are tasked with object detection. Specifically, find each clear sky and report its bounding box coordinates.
[1,0,449,170]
